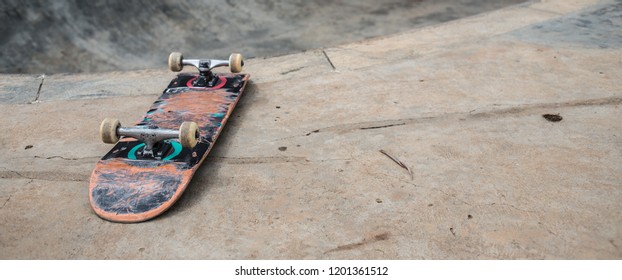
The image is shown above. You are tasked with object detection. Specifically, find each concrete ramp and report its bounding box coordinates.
[1,0,620,259]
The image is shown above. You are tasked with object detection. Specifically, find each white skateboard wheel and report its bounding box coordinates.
[168,52,183,72]
[179,121,198,148]
[100,118,121,144]
[229,53,243,73]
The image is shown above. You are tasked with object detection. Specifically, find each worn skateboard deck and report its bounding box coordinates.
[89,72,249,222]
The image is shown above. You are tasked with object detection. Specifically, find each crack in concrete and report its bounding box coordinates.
[280,66,305,75]
[34,155,98,161]
[286,96,622,138]
[0,170,88,182]
[538,221,558,236]
[207,155,353,165]
[29,74,45,104]
[1,195,11,209]
[360,123,406,130]
[315,157,353,162]
[207,155,306,164]
[0,170,31,180]
[322,49,336,70]
[324,232,389,254]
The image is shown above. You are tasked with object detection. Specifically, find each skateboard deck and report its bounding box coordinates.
[89,54,249,222]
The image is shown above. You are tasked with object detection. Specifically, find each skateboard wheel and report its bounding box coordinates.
[100,118,121,144]
[229,53,243,73]
[168,52,183,72]
[179,121,198,148]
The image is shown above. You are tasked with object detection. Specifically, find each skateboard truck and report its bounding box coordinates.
[168,52,244,87]
[100,118,198,159]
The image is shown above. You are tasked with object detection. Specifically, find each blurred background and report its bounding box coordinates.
[0,0,525,74]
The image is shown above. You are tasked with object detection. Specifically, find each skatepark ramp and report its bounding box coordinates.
[0,0,620,259]
[0,0,525,73]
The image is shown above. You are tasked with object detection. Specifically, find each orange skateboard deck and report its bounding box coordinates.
[89,53,249,222]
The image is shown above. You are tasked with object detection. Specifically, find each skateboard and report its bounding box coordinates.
[89,52,250,222]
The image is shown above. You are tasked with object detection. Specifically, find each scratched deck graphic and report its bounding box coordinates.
[89,73,249,222]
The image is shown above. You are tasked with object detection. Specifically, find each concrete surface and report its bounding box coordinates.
[1,0,621,259]
[0,0,526,73]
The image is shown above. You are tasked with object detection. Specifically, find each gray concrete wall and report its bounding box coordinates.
[0,0,525,73]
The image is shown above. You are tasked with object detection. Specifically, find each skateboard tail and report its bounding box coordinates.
[88,159,194,223]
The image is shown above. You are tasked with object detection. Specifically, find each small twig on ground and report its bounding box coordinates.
[379,149,413,180]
